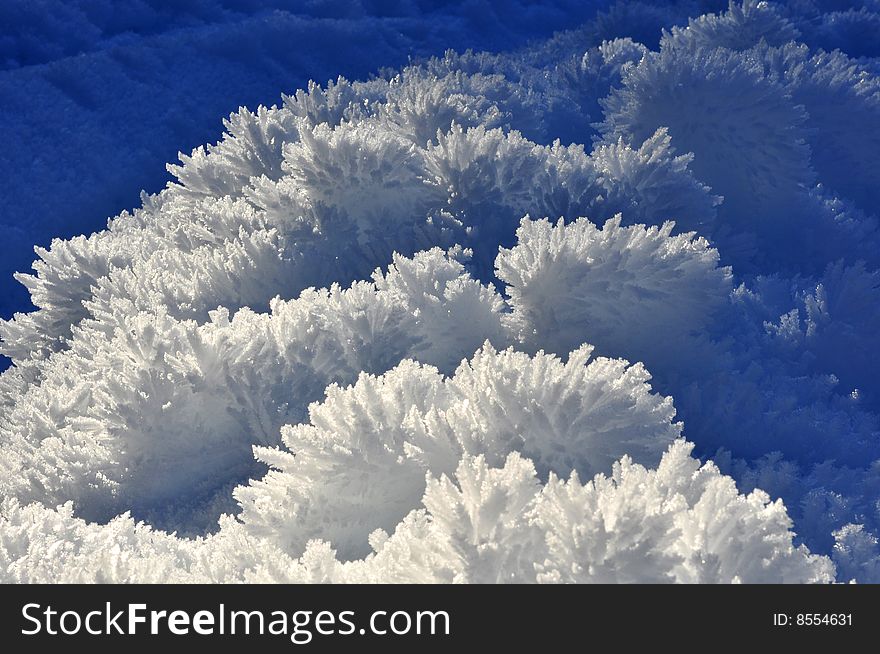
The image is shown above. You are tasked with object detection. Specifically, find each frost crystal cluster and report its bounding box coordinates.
[2,0,880,583]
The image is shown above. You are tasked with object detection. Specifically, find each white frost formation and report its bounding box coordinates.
[4,1,880,582]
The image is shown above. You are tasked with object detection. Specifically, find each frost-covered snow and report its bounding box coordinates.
[0,0,615,321]
[2,0,880,583]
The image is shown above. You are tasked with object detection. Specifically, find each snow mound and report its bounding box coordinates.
[4,0,880,582]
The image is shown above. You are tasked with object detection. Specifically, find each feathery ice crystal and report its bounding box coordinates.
[3,0,880,582]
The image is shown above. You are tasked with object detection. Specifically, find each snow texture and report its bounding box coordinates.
[2,0,880,583]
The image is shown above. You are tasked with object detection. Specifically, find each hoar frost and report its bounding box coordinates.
[3,0,880,583]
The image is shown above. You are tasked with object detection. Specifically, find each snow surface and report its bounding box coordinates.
[2,0,880,583]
